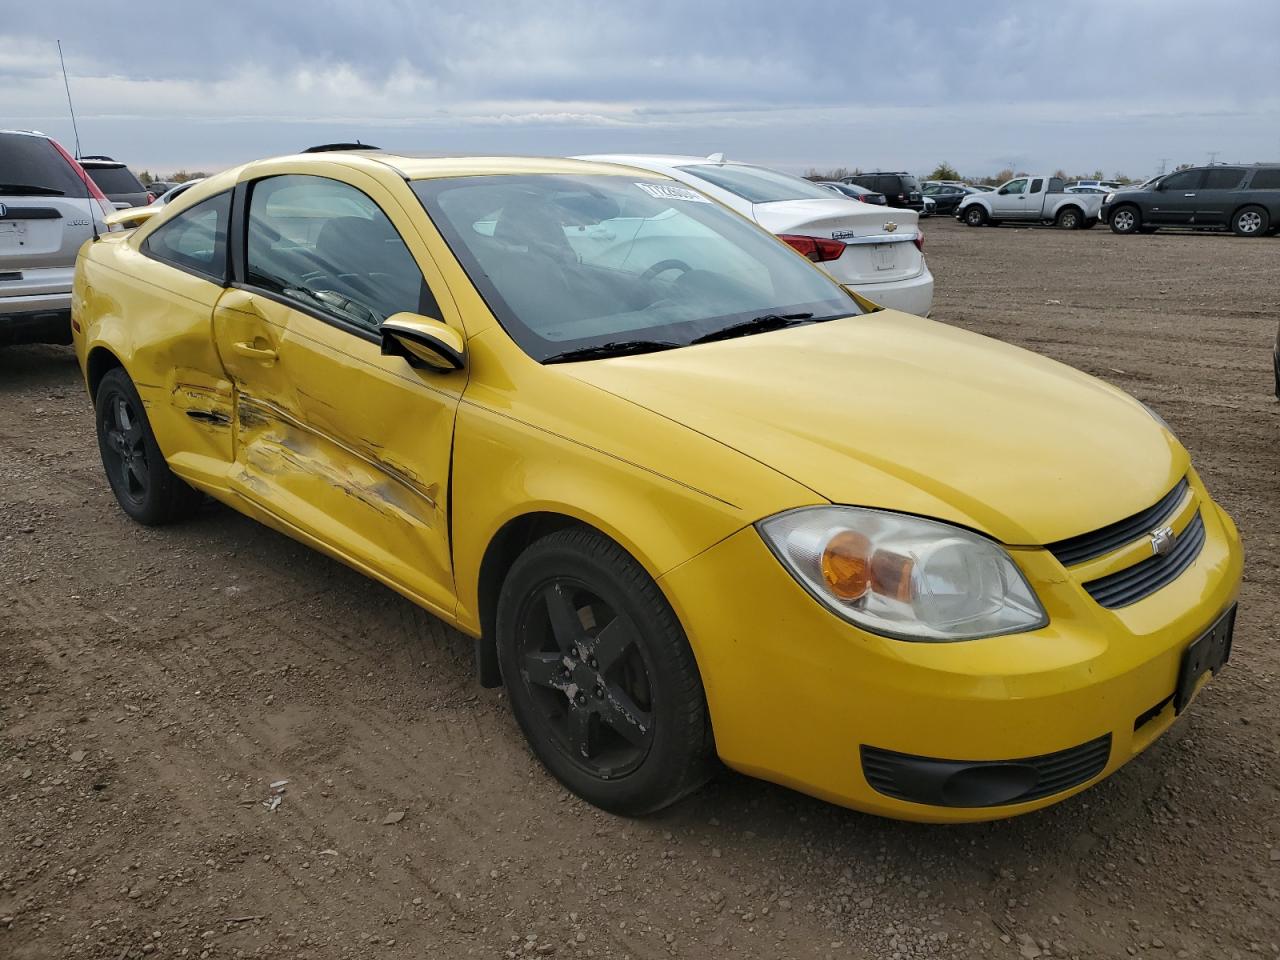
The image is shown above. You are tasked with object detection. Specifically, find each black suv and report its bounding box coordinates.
[842,172,923,212]
[1102,164,1280,237]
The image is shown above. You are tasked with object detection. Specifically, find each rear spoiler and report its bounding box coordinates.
[103,205,160,229]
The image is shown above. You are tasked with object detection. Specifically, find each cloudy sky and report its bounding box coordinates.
[5,0,1278,180]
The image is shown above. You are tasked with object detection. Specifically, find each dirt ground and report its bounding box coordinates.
[2,218,1278,960]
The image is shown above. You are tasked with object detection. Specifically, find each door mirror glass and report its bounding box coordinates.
[380,312,466,371]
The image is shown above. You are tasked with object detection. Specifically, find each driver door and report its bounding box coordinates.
[991,178,1029,219]
[213,171,465,618]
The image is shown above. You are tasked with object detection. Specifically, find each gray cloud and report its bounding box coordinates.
[5,0,1278,177]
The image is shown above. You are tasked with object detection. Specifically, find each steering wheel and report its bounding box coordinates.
[640,259,693,282]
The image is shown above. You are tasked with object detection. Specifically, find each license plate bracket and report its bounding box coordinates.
[1174,604,1236,713]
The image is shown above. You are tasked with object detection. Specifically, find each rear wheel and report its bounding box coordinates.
[95,368,202,525]
[963,205,987,227]
[1055,207,1083,230]
[496,527,714,815]
[1110,205,1141,234]
[1232,205,1269,237]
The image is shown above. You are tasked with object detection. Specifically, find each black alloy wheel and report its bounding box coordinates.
[95,368,202,525]
[516,578,655,778]
[496,527,714,815]
[100,388,149,508]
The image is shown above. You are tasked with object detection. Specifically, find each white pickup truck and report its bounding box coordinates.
[956,175,1103,229]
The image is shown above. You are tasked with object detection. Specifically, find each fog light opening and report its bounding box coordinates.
[940,763,1039,807]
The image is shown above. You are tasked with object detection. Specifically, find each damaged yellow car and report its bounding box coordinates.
[72,147,1242,821]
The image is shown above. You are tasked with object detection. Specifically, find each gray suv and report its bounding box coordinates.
[1102,164,1280,237]
[1,129,113,346]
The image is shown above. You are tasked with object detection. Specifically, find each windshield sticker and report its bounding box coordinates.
[635,182,711,203]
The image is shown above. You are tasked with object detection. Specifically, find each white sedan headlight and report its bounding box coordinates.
[758,507,1047,641]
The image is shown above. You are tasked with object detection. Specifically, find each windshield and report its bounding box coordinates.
[676,164,836,204]
[412,174,857,362]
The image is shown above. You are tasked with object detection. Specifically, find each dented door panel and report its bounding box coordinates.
[213,290,462,618]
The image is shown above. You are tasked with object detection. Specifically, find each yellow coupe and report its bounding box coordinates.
[71,147,1242,821]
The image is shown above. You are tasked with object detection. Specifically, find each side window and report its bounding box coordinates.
[1029,178,1044,193]
[1000,179,1028,195]
[1161,170,1203,191]
[245,174,436,335]
[142,191,230,281]
[1202,168,1244,190]
[1248,168,1280,190]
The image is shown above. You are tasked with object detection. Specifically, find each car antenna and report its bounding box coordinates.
[58,41,99,241]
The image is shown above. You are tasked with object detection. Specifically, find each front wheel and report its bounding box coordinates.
[496,527,714,816]
[95,368,203,525]
[1109,206,1141,234]
[1232,205,1269,238]
[963,205,987,227]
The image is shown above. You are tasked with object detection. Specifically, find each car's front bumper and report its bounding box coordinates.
[659,475,1243,822]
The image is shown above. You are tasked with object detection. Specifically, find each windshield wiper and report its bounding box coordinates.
[690,312,816,345]
[0,183,67,196]
[543,339,681,363]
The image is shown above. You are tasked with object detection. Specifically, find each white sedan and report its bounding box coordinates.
[576,154,934,316]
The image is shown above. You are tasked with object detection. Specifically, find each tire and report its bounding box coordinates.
[1231,205,1269,238]
[963,205,987,227]
[1055,206,1084,230]
[496,527,714,815]
[1109,205,1141,234]
[95,368,203,525]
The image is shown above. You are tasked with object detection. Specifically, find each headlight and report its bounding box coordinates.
[757,507,1047,641]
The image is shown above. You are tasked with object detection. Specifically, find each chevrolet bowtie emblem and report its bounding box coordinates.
[1149,525,1176,557]
[883,221,898,232]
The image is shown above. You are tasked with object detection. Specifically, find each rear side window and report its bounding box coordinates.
[1247,168,1280,190]
[245,174,434,336]
[1203,168,1245,190]
[677,164,834,204]
[86,166,145,194]
[1030,178,1044,193]
[0,133,84,196]
[142,191,230,281]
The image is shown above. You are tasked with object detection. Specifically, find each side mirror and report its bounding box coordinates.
[380,313,466,371]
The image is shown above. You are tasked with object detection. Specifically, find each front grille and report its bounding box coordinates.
[1047,478,1189,567]
[1082,510,1206,608]
[861,735,1112,807]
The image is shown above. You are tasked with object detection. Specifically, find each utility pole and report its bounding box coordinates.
[1207,151,1219,165]
[1157,158,1171,175]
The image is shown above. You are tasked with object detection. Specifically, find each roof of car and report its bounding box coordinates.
[244,151,674,181]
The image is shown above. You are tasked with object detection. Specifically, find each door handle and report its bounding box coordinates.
[1184,193,1197,197]
[232,340,277,362]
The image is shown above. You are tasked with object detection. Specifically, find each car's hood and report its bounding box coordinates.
[564,312,1186,545]
[751,198,918,239]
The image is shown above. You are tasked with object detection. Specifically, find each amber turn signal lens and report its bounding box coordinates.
[821,530,871,600]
